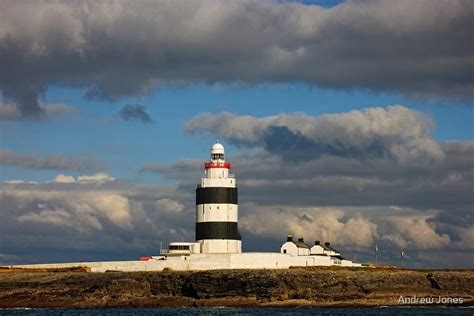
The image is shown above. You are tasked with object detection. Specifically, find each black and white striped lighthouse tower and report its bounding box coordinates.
[195,142,241,253]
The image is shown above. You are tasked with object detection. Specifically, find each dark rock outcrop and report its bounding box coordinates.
[0,267,472,308]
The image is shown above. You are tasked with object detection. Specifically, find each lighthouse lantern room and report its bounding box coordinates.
[196,142,242,253]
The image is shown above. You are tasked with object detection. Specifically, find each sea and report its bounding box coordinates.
[0,307,472,316]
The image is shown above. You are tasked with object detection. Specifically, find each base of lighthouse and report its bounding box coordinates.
[199,240,242,254]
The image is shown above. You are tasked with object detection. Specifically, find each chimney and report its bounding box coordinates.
[325,242,331,247]
[298,236,304,242]
[315,240,320,245]
[287,234,293,242]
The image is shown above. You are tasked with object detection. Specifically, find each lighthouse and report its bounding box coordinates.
[195,142,242,253]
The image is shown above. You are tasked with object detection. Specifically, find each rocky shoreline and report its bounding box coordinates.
[0,267,472,308]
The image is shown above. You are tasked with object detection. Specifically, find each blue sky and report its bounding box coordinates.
[0,0,473,268]
[2,84,472,183]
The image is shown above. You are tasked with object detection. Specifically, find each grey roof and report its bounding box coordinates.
[322,244,340,253]
[293,241,310,249]
[319,244,332,251]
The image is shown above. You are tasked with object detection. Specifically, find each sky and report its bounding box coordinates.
[0,0,473,269]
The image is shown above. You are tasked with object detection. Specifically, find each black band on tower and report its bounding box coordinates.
[196,187,238,205]
[196,222,241,240]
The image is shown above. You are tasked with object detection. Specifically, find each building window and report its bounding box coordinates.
[283,249,287,254]
[169,245,190,250]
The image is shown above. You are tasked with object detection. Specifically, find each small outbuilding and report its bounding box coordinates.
[310,241,341,256]
[281,235,310,256]
[310,240,325,255]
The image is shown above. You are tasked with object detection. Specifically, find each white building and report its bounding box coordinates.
[310,241,341,256]
[160,242,201,256]
[281,235,310,256]
[310,241,325,255]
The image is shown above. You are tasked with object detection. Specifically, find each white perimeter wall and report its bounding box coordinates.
[8,252,357,272]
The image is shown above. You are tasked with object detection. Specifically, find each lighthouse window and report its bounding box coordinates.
[212,153,225,160]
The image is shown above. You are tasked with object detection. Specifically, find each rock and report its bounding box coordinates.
[0,267,472,308]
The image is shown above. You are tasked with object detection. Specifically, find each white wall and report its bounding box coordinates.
[310,245,324,255]
[298,247,310,256]
[341,259,361,267]
[205,167,230,180]
[200,239,241,254]
[196,204,238,222]
[9,251,359,272]
[11,260,189,273]
[281,242,298,256]
[312,255,332,266]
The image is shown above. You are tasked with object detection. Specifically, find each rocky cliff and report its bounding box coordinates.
[0,267,472,308]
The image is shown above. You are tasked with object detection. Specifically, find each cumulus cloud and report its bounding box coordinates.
[239,205,463,253]
[455,226,474,249]
[240,206,378,247]
[118,104,152,123]
[0,149,106,172]
[48,173,116,184]
[381,213,451,249]
[0,173,196,264]
[5,191,131,232]
[0,100,75,121]
[156,198,185,214]
[185,105,445,164]
[51,174,76,183]
[3,179,37,184]
[0,0,472,118]
[18,209,73,227]
[77,172,115,183]
[237,204,469,267]
[16,173,130,229]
